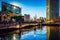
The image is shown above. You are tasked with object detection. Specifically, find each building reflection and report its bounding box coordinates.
[0,26,60,40]
[47,26,60,40]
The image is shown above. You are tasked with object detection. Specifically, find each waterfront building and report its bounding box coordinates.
[0,12,7,22]
[24,14,30,22]
[2,1,21,16]
[11,16,24,22]
[46,0,59,21]
[46,0,59,40]
[1,1,24,22]
[36,19,41,22]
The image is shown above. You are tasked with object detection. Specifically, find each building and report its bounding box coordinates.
[24,14,30,22]
[46,0,59,40]
[0,12,2,22]
[46,0,59,21]
[1,1,24,22]
[11,16,24,22]
[33,14,37,21]
[0,12,7,22]
[36,19,41,22]
[2,1,21,16]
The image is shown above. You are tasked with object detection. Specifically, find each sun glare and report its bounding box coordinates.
[10,2,22,8]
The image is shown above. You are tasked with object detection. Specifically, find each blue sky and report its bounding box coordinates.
[0,0,60,18]
[0,0,46,18]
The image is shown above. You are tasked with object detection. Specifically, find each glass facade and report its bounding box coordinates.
[2,1,21,14]
[1,2,23,22]
[11,16,24,22]
[46,0,50,20]
[46,0,59,20]
[50,0,59,17]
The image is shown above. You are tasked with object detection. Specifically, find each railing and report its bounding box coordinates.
[0,22,60,29]
[0,22,18,29]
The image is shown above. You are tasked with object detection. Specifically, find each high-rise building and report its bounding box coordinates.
[46,0,59,40]
[24,14,30,22]
[46,0,59,21]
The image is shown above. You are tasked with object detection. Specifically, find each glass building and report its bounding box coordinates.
[2,1,21,14]
[46,0,59,21]
[46,0,59,40]
[1,1,24,22]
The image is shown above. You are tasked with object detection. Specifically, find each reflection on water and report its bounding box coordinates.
[21,26,46,40]
[47,26,60,40]
[0,26,60,40]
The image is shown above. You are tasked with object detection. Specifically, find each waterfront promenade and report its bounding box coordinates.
[0,22,60,29]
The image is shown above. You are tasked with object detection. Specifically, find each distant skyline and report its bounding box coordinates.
[0,0,60,18]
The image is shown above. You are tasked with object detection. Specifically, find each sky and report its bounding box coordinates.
[0,0,46,18]
[0,0,60,18]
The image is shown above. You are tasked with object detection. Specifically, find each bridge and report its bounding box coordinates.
[0,22,60,35]
[0,22,38,29]
[0,22,60,29]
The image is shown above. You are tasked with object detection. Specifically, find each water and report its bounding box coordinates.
[21,27,46,40]
[0,26,60,40]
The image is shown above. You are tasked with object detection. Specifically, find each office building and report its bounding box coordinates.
[46,0,59,21]
[46,0,59,40]
[1,1,23,22]
[2,1,21,17]
[24,14,30,22]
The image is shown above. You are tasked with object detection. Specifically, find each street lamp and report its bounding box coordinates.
[16,25,20,28]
